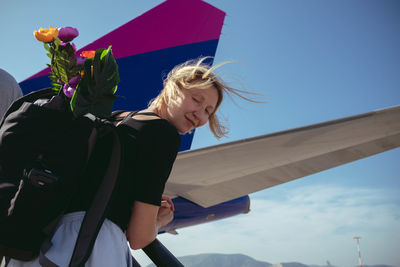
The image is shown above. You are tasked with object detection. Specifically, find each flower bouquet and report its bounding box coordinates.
[34,26,119,118]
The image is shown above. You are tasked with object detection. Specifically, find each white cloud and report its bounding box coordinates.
[140,185,400,267]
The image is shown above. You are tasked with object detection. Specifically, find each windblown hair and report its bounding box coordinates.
[149,57,256,138]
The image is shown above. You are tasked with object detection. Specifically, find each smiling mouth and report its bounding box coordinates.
[185,116,195,128]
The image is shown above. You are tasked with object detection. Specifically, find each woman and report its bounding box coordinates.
[8,57,248,267]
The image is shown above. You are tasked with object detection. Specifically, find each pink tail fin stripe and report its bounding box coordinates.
[26,0,225,81]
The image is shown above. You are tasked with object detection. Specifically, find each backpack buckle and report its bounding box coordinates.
[27,169,59,188]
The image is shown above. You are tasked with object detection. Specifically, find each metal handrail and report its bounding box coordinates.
[142,239,184,267]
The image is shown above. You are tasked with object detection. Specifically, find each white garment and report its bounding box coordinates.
[0,68,22,120]
[7,212,133,267]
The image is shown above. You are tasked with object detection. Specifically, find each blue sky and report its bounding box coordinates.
[1,0,399,266]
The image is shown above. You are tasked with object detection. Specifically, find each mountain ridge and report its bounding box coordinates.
[145,253,397,267]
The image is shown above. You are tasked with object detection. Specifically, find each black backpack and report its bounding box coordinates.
[0,88,121,266]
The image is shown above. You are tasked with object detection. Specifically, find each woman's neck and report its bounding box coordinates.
[141,106,163,119]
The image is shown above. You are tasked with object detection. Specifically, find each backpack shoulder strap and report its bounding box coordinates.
[68,122,121,267]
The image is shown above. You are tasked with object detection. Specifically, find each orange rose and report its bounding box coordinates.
[80,50,96,58]
[34,26,59,43]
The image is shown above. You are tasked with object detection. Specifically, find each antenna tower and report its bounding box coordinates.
[353,236,362,267]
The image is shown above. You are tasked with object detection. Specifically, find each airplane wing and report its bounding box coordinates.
[165,105,400,207]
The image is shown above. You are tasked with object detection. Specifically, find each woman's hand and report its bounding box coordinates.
[161,195,175,211]
[127,196,175,250]
[156,196,174,227]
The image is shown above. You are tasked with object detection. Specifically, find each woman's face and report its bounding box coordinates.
[165,85,219,134]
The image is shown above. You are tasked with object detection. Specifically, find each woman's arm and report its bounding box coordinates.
[126,196,174,250]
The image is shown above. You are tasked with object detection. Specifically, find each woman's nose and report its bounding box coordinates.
[194,110,208,127]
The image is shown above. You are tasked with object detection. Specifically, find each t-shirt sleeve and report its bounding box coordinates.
[129,121,180,206]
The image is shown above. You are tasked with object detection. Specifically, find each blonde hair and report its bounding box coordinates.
[150,57,256,138]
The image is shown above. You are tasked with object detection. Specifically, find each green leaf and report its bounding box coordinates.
[70,46,119,118]
[53,38,61,47]
[43,43,51,52]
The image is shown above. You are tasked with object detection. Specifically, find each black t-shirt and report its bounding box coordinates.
[67,113,181,231]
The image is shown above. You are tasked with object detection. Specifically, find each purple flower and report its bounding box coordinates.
[68,75,81,87]
[58,27,79,42]
[63,84,76,98]
[75,56,86,66]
